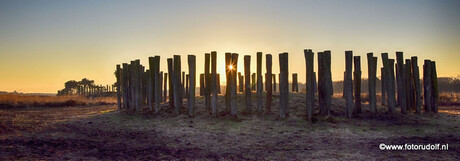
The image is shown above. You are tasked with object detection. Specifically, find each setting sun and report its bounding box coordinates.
[228,65,234,70]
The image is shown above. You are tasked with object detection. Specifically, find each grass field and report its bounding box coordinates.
[0,94,116,108]
[0,93,459,160]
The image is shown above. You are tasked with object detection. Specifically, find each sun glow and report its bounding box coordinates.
[228,65,234,70]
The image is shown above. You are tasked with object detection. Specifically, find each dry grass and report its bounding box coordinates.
[0,94,116,108]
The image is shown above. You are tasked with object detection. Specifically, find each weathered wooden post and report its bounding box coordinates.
[147,70,153,111]
[153,56,161,113]
[396,52,407,114]
[122,63,129,109]
[164,72,167,102]
[279,52,289,118]
[231,53,239,116]
[304,49,314,122]
[173,55,182,114]
[251,73,256,91]
[238,72,243,93]
[205,53,211,111]
[381,67,386,105]
[381,53,395,113]
[200,74,204,96]
[354,56,362,114]
[167,58,174,107]
[389,59,397,113]
[405,60,413,112]
[257,52,263,112]
[292,73,298,92]
[431,61,438,113]
[344,51,353,118]
[134,60,141,111]
[186,74,189,99]
[225,52,232,114]
[266,54,273,112]
[244,55,252,113]
[217,73,221,94]
[182,71,185,100]
[319,51,332,116]
[423,60,432,112]
[140,66,145,106]
[273,74,277,92]
[367,53,377,113]
[188,55,196,116]
[211,51,218,116]
[116,65,122,110]
[160,71,163,102]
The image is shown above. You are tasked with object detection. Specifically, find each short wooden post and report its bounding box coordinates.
[279,52,289,118]
[160,71,163,103]
[304,49,314,122]
[367,53,377,113]
[211,51,218,116]
[188,55,196,116]
[238,72,243,93]
[353,56,362,114]
[251,73,256,91]
[319,51,332,116]
[266,54,272,112]
[344,51,353,118]
[257,52,263,112]
[273,74,277,92]
[217,73,221,94]
[200,74,204,96]
[167,58,174,107]
[186,74,189,99]
[173,55,182,114]
[164,72,168,102]
[230,53,239,116]
[205,53,211,111]
[244,55,252,112]
[292,73,298,92]
[396,52,407,114]
[182,71,185,100]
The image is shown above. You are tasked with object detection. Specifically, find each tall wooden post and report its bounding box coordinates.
[122,63,129,109]
[244,55,252,113]
[396,52,407,114]
[344,51,353,118]
[167,58,174,107]
[134,60,141,111]
[173,55,182,114]
[230,53,239,116]
[405,60,413,112]
[147,70,153,111]
[304,49,314,122]
[423,60,432,112]
[381,53,395,113]
[431,61,438,113]
[225,52,232,114]
[205,53,211,111]
[381,67,386,105]
[319,51,332,116]
[154,56,161,113]
[188,55,196,116]
[116,65,122,110]
[266,54,272,112]
[211,51,218,116]
[257,52,263,112]
[389,59,397,113]
[367,53,377,113]
[279,52,289,118]
[353,56,362,114]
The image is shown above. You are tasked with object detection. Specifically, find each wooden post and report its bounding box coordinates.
[353,56,362,114]
[292,73,298,92]
[304,49,314,122]
[225,52,231,114]
[173,55,182,114]
[164,72,167,102]
[405,60,413,112]
[389,59,397,113]
[116,65,122,110]
[273,74,277,92]
[244,55,252,113]
[431,61,438,113]
[167,58,174,107]
[396,52,407,114]
[257,52,263,112]
[217,73,221,94]
[186,74,189,99]
[134,60,141,111]
[231,53,239,116]
[367,53,377,113]
[200,74,204,96]
[211,51,218,116]
[423,60,432,112]
[122,63,129,109]
[154,56,161,113]
[188,55,196,116]
[319,51,332,116]
[205,53,211,111]
[279,52,289,118]
[381,53,395,113]
[381,67,386,105]
[160,71,163,102]
[147,70,153,111]
[238,72,243,93]
[266,54,272,112]
[344,51,353,118]
[182,71,185,100]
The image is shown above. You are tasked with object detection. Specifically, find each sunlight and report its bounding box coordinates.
[228,65,233,70]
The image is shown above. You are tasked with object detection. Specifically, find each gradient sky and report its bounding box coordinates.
[1,0,459,93]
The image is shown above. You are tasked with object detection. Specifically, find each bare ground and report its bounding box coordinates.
[0,93,459,160]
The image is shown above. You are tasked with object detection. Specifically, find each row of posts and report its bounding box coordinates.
[115,50,438,120]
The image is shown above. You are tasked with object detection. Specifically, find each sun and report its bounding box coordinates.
[228,65,233,70]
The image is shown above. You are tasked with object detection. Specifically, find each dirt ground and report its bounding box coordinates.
[1,93,459,160]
